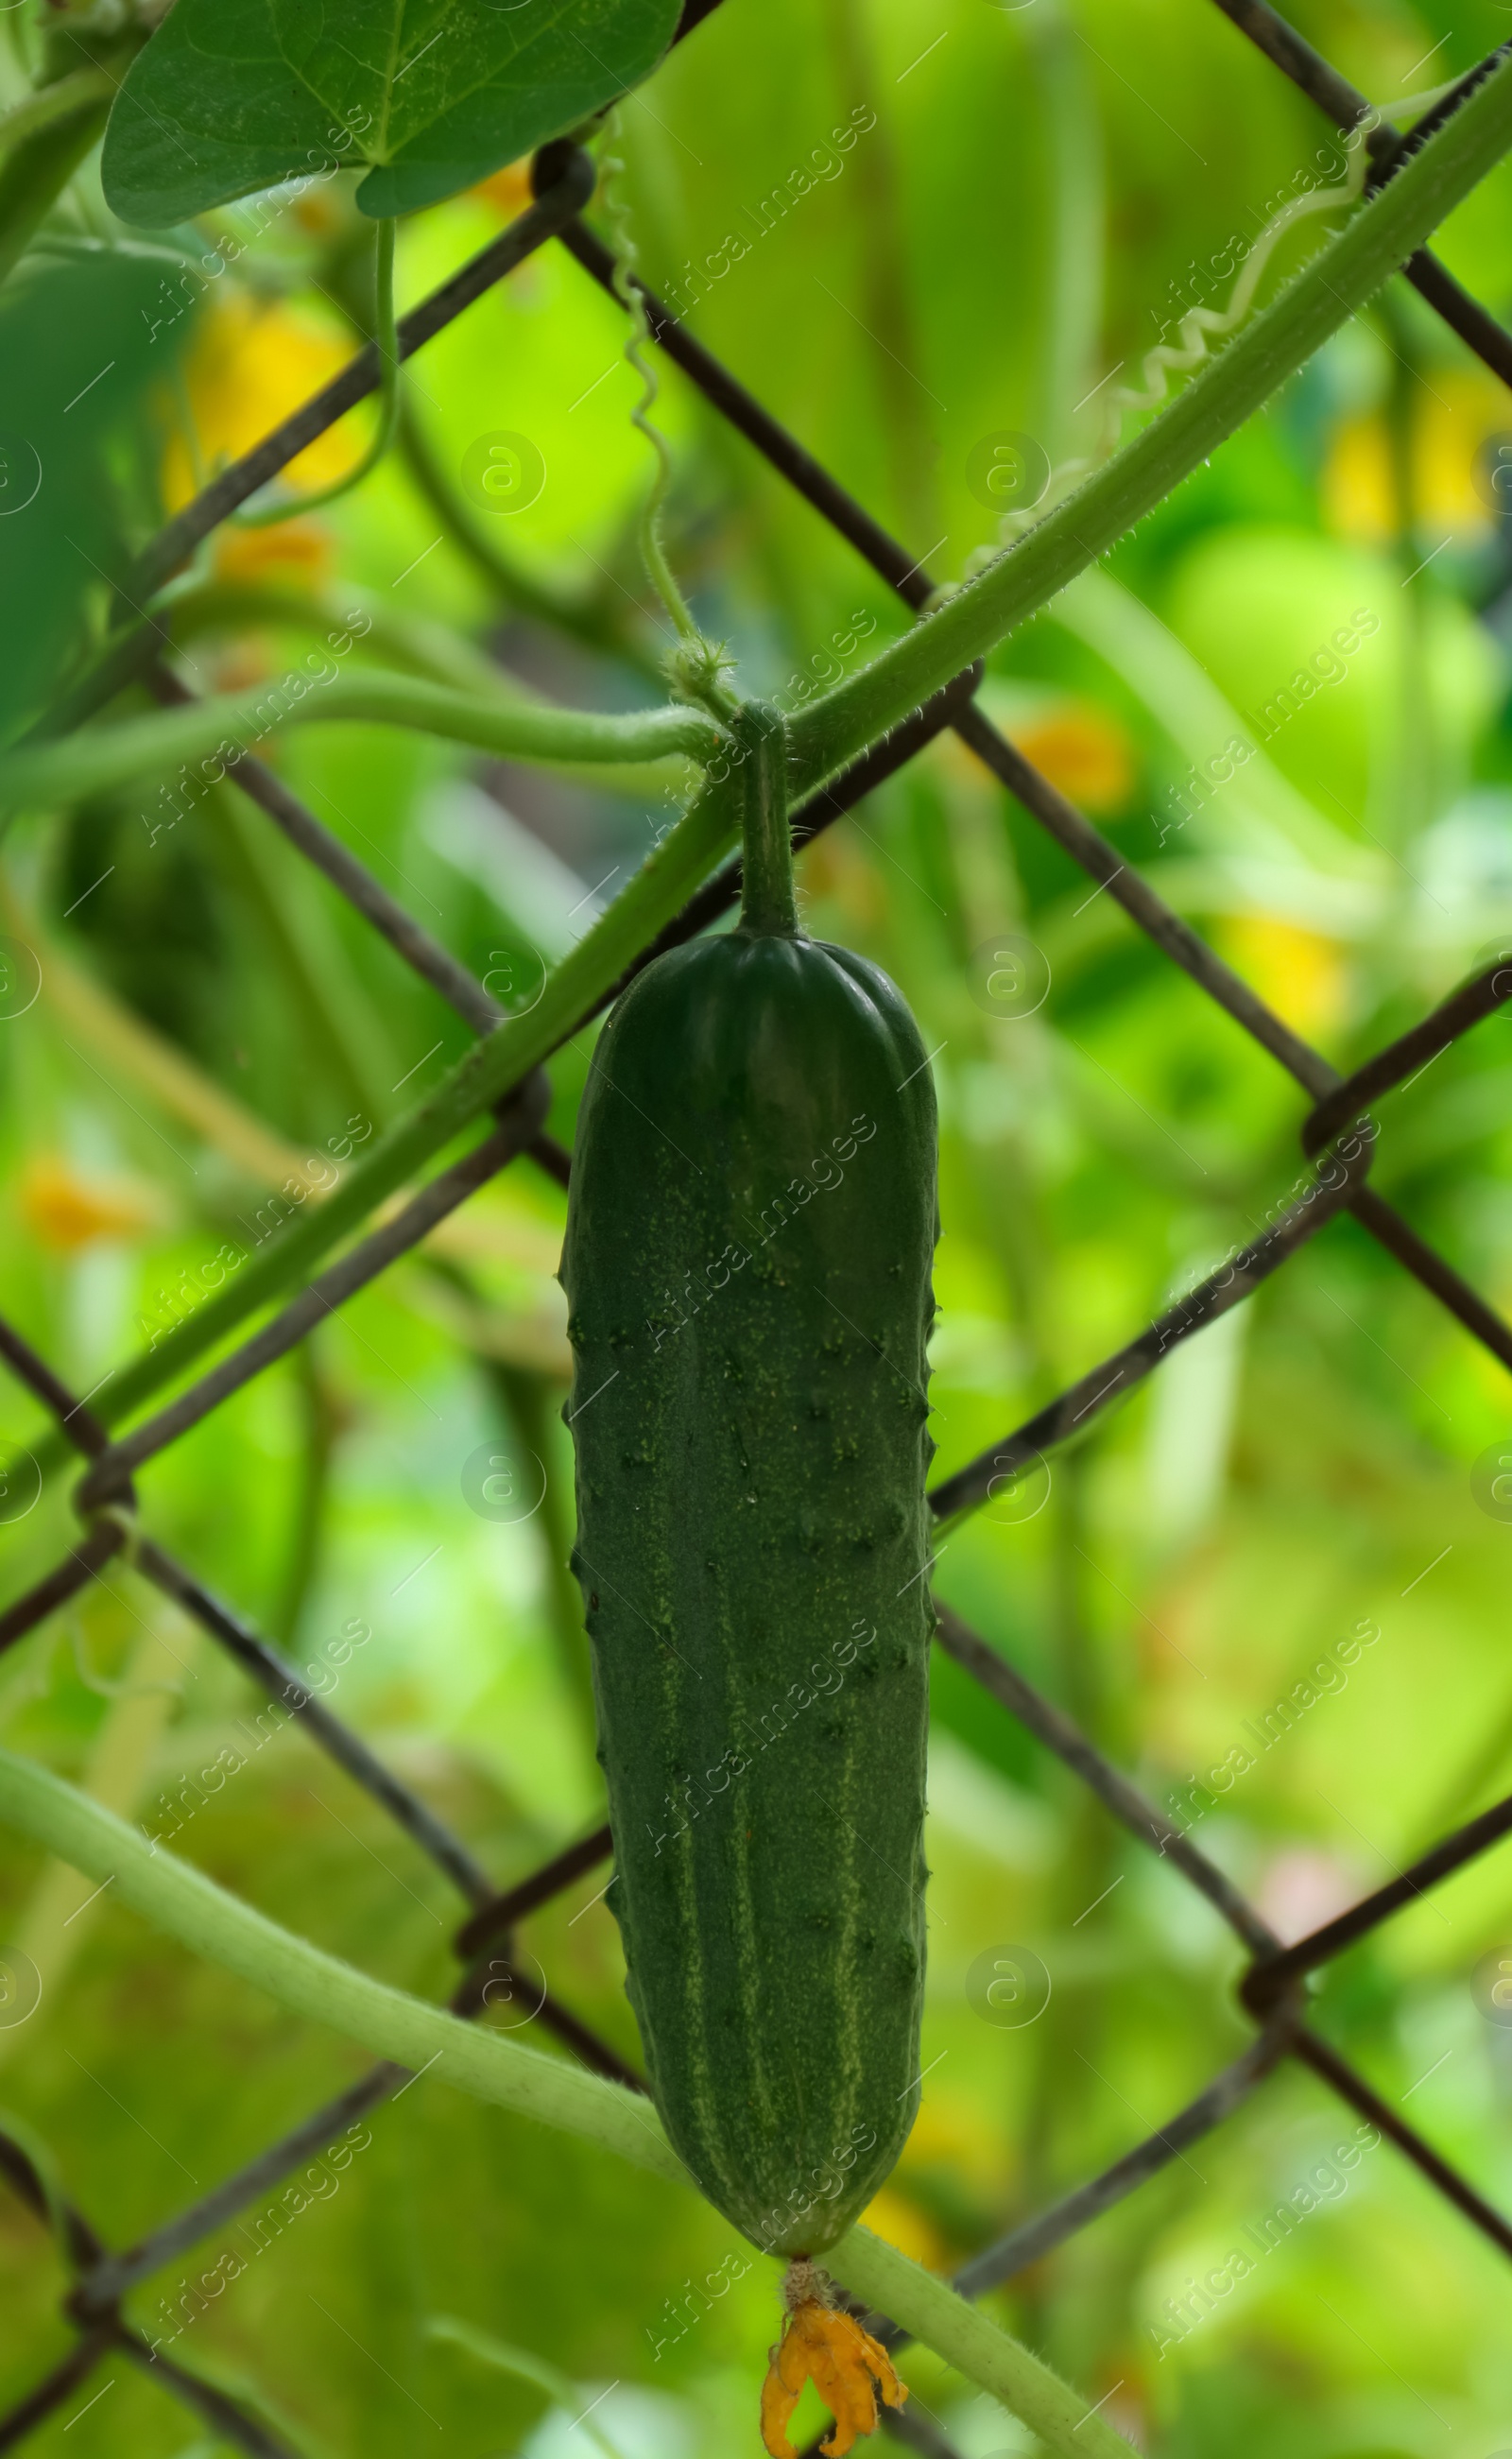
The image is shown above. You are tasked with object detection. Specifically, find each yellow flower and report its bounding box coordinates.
[1218,915,1347,1039]
[946,696,1135,813]
[856,2185,948,2273]
[213,516,333,587]
[761,2274,907,2459]
[799,832,887,931]
[290,188,341,239]
[901,2092,1009,2181]
[1324,371,1509,542]
[1012,700,1136,815]
[472,158,534,217]
[163,295,371,514]
[20,1158,158,1252]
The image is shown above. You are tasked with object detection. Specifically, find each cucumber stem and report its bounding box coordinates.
[735,700,797,937]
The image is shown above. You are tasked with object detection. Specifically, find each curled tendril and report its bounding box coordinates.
[601,124,739,721]
[945,78,1469,599]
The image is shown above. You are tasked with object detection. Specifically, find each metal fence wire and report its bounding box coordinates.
[4,0,1512,2447]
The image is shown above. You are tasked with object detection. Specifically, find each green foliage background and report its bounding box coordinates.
[3,0,1512,2451]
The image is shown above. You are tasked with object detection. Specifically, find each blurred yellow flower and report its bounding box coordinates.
[1219,915,1347,1039]
[800,830,887,932]
[163,294,372,513]
[21,1158,159,1252]
[472,158,533,217]
[1324,372,1507,542]
[902,2092,1008,2180]
[856,2186,948,2272]
[1012,700,1136,815]
[291,188,341,239]
[213,516,333,587]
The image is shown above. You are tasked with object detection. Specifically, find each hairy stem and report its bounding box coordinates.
[0,22,146,286]
[733,701,796,937]
[0,672,722,816]
[0,1750,1135,2459]
[824,2232,1133,2459]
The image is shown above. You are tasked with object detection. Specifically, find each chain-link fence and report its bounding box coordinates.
[4,2,1512,2449]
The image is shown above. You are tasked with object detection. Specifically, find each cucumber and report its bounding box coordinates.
[561,702,937,2257]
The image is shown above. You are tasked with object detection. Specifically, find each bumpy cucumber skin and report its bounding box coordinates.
[561,928,937,2257]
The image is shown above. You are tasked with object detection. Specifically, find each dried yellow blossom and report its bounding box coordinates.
[761,2264,907,2459]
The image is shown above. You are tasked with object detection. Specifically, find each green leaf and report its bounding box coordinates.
[101,0,335,228]
[100,0,680,228]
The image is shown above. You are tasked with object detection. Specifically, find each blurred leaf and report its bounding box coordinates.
[0,256,190,740]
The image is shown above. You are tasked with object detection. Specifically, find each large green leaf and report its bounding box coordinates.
[100,0,680,226]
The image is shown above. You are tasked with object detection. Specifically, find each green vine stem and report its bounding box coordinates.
[235,220,401,527]
[780,50,1512,797]
[0,62,113,158]
[0,1749,1135,2459]
[821,2231,1130,2458]
[22,59,1512,1491]
[0,670,723,817]
[0,1745,681,2174]
[157,580,694,800]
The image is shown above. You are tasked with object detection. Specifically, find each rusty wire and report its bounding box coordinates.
[4,2,1512,2446]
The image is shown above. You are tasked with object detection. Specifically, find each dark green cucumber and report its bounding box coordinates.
[561,702,936,2257]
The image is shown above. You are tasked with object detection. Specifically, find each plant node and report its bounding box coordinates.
[662,630,738,721]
